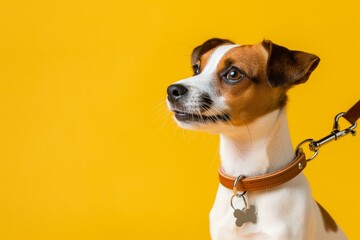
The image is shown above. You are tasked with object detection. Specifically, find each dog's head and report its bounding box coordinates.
[167,38,320,133]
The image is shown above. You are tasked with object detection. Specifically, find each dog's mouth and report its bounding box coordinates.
[173,110,230,123]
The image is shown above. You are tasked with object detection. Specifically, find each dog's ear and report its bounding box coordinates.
[191,38,234,66]
[262,40,320,88]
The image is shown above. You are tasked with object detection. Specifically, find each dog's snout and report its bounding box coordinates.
[167,84,188,102]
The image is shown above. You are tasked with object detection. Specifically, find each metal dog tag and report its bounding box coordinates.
[231,175,257,227]
[233,205,257,227]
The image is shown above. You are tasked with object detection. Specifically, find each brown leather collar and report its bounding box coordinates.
[218,152,307,192]
[218,100,360,192]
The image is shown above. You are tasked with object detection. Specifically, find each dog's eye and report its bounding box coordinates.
[194,67,200,75]
[225,68,245,83]
[192,62,201,75]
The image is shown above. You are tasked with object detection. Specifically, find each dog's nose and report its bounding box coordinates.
[167,84,188,102]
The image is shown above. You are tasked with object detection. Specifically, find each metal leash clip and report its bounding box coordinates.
[296,112,357,162]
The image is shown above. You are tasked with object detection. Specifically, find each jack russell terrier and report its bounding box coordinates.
[166,38,347,240]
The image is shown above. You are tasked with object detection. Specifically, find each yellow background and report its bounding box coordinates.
[0,0,359,239]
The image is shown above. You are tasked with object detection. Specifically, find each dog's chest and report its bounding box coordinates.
[209,188,262,239]
[210,202,282,240]
[210,215,260,240]
[209,177,311,240]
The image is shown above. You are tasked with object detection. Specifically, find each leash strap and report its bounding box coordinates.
[344,100,360,125]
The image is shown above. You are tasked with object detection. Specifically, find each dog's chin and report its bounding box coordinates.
[172,111,230,132]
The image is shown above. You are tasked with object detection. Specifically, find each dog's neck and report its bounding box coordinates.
[219,108,295,177]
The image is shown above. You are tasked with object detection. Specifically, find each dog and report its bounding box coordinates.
[166,38,347,240]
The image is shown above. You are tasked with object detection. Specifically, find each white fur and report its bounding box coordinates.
[210,109,347,239]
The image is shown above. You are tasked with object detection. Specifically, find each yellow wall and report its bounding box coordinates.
[0,0,359,239]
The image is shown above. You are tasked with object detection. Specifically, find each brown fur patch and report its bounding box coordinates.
[316,202,338,232]
[213,44,288,126]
